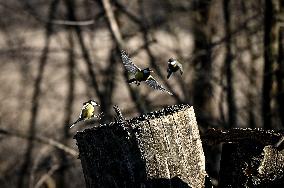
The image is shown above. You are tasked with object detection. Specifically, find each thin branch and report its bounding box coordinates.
[113,0,142,25]
[131,38,157,56]
[211,13,262,47]
[0,128,78,157]
[50,19,94,26]
[29,147,51,188]
[100,0,149,114]
[275,136,284,149]
[101,0,124,48]
[34,164,60,188]
[18,0,99,27]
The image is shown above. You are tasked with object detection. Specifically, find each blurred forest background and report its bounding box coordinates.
[0,0,284,187]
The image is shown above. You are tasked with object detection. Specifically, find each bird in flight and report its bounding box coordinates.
[167,58,183,79]
[121,50,173,95]
[69,100,101,128]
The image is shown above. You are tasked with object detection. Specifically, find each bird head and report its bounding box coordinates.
[144,68,153,74]
[168,58,177,65]
[85,100,100,106]
[91,100,100,106]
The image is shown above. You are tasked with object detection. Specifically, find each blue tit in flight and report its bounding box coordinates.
[121,50,173,95]
[167,58,183,79]
[69,100,100,128]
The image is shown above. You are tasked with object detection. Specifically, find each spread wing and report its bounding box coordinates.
[145,76,173,95]
[121,50,140,74]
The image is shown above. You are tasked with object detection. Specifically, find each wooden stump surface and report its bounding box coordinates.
[75,104,207,188]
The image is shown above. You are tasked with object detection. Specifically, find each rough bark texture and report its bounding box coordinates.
[277,23,284,128]
[262,0,279,129]
[202,128,283,146]
[217,130,284,187]
[75,104,206,188]
[258,145,284,179]
[223,0,237,128]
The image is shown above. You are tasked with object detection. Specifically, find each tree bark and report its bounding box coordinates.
[223,0,237,128]
[219,141,284,187]
[75,105,207,188]
[203,128,284,187]
[191,0,214,128]
[262,0,279,129]
[277,25,284,128]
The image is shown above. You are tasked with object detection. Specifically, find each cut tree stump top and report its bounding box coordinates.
[75,104,207,188]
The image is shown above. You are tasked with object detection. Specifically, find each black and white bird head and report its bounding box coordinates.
[143,68,153,74]
[84,100,100,107]
[168,58,177,65]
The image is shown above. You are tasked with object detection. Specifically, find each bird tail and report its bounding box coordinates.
[180,69,183,75]
[167,72,172,79]
[167,67,172,79]
[69,118,82,128]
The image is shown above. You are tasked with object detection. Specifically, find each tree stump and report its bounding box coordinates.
[216,129,284,187]
[74,104,207,188]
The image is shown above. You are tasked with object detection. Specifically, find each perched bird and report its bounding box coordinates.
[121,50,173,95]
[167,58,183,79]
[69,100,101,128]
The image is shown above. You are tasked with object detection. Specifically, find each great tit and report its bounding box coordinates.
[121,50,173,95]
[167,58,183,79]
[69,100,100,128]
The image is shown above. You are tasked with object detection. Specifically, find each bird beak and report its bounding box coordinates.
[150,69,154,73]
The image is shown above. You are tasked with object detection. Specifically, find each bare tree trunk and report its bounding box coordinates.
[277,11,284,128]
[245,1,259,129]
[262,0,279,129]
[192,0,214,128]
[223,0,236,128]
[277,30,284,127]
[18,1,59,187]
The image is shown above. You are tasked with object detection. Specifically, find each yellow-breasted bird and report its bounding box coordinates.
[69,100,100,128]
[121,50,173,95]
[167,58,183,79]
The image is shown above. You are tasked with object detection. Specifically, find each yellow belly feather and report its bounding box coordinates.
[82,104,94,119]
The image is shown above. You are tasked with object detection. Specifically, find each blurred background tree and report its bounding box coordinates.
[0,0,283,187]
